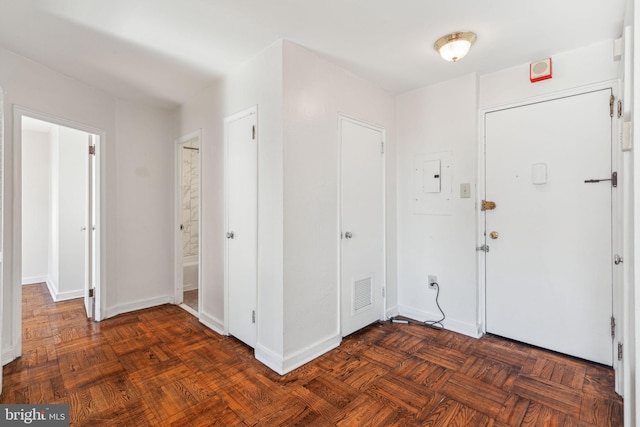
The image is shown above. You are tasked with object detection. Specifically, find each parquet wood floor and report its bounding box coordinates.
[2,283,622,426]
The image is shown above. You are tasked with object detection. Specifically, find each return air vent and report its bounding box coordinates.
[354,276,373,313]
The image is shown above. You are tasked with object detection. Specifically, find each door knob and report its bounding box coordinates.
[226,231,235,239]
[489,231,499,239]
[344,231,353,239]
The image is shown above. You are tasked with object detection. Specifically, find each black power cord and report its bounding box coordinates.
[424,282,445,330]
[389,281,446,330]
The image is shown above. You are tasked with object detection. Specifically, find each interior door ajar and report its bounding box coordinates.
[340,117,385,337]
[225,107,258,348]
[484,89,613,365]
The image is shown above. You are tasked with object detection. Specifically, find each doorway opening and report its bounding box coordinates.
[175,131,201,316]
[15,107,103,359]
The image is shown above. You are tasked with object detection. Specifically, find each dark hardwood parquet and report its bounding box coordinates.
[1,283,623,426]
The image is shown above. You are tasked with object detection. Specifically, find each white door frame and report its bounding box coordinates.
[477,80,623,392]
[12,106,105,359]
[174,130,202,313]
[338,114,387,334]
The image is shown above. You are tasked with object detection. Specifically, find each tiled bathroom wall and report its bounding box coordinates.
[182,141,199,258]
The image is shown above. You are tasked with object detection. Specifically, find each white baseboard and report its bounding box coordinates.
[256,333,342,375]
[43,278,83,302]
[45,279,58,301]
[198,311,225,335]
[2,345,16,366]
[386,304,399,319]
[105,295,173,319]
[183,283,198,292]
[22,275,48,285]
[54,289,84,302]
[398,305,482,339]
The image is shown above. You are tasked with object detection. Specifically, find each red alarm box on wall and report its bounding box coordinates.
[530,58,552,83]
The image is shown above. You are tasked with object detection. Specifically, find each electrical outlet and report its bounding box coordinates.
[428,275,437,289]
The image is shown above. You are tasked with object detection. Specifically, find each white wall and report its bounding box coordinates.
[176,81,225,331]
[396,73,479,336]
[480,39,619,108]
[395,39,622,339]
[225,42,285,361]
[21,129,51,284]
[0,46,176,364]
[177,40,396,374]
[110,100,175,315]
[49,128,59,294]
[176,41,283,339]
[280,41,396,371]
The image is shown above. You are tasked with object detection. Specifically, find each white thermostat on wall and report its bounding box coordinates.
[532,163,548,185]
[530,58,552,83]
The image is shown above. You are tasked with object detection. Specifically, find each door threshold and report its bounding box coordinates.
[178,303,198,317]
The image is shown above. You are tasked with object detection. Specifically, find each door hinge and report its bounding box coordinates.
[252,310,256,324]
[611,316,616,338]
[89,288,94,298]
[618,342,623,361]
[381,141,384,154]
[618,99,623,118]
[476,244,490,253]
[252,125,256,140]
[89,145,96,155]
[610,95,615,117]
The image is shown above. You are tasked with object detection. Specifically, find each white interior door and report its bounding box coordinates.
[485,89,613,365]
[340,117,385,337]
[226,107,257,348]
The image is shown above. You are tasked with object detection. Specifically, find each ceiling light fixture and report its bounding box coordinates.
[434,31,477,62]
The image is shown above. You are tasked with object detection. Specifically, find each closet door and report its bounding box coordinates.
[340,117,385,337]
[225,107,257,347]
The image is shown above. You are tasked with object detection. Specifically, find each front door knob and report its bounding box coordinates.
[489,231,499,239]
[226,231,235,239]
[344,231,353,239]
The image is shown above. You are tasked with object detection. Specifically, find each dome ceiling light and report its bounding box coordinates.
[434,31,477,62]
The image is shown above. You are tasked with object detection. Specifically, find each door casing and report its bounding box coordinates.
[11,106,105,364]
[174,130,202,314]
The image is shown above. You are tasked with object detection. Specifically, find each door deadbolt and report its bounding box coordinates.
[481,200,496,211]
[489,231,499,239]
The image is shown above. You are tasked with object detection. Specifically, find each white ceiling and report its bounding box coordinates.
[0,0,627,109]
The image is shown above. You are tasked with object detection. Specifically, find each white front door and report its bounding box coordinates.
[225,107,257,348]
[340,117,385,337]
[485,89,613,365]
